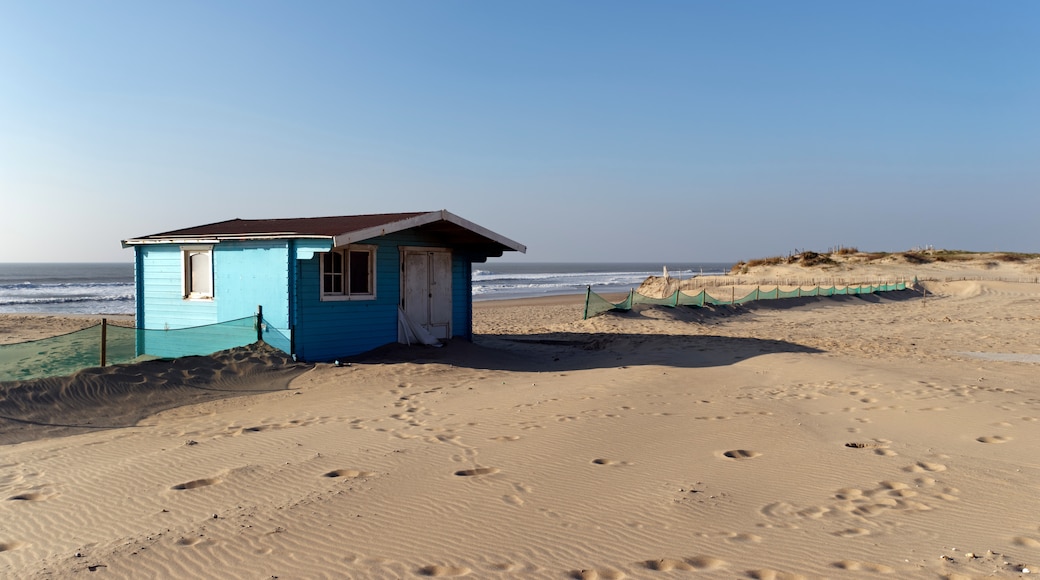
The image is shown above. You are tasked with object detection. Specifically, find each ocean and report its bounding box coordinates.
[0,261,733,315]
[0,263,136,315]
[471,262,732,301]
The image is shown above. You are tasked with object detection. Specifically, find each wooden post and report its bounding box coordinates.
[100,318,107,367]
[257,305,264,343]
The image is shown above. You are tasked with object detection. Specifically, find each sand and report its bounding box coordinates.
[2,260,1040,578]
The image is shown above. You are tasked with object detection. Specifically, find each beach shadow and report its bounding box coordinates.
[743,288,922,309]
[0,343,310,446]
[350,291,925,372]
[628,288,922,319]
[352,332,821,373]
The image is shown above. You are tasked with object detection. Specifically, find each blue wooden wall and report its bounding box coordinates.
[135,241,291,358]
[135,233,487,361]
[292,231,477,361]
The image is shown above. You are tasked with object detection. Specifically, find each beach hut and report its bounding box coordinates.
[121,210,526,361]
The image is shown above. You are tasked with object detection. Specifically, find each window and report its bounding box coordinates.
[183,246,213,299]
[320,246,375,300]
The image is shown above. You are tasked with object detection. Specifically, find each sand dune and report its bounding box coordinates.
[2,261,1040,578]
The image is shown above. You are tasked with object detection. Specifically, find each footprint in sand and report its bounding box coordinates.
[746,568,808,580]
[591,458,631,466]
[323,469,374,478]
[568,568,625,579]
[7,491,54,502]
[976,435,1012,444]
[417,564,471,577]
[490,435,520,442]
[1013,537,1040,548]
[832,560,895,573]
[903,461,946,473]
[171,478,220,490]
[722,450,761,460]
[845,442,882,449]
[832,527,871,538]
[642,556,725,571]
[454,467,499,477]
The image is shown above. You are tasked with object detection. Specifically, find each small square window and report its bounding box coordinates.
[320,246,375,300]
[183,247,213,299]
[323,252,343,294]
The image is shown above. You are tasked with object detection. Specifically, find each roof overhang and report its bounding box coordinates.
[332,210,526,254]
[121,234,317,247]
[121,210,526,257]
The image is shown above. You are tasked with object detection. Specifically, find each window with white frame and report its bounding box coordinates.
[182,246,213,299]
[320,246,375,300]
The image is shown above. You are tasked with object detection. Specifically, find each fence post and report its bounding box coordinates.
[256,305,263,343]
[100,318,107,367]
[583,286,591,320]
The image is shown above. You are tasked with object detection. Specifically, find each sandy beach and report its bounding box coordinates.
[2,256,1040,579]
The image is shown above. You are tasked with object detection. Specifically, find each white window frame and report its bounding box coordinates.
[182,245,214,300]
[319,245,377,301]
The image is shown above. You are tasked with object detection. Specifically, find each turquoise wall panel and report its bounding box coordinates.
[139,245,217,329]
[214,241,290,328]
[137,241,292,358]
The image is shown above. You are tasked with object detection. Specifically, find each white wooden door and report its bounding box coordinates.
[402,249,452,339]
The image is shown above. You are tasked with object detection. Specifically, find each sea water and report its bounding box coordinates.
[0,263,136,315]
[472,262,733,301]
[0,261,734,315]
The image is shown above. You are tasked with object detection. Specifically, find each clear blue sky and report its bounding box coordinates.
[2,1,1037,263]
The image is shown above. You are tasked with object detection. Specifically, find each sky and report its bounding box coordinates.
[1,1,1038,263]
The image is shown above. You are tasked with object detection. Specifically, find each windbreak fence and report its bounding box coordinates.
[584,280,913,319]
[0,315,291,383]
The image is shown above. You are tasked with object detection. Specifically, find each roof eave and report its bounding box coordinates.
[332,210,527,254]
[122,234,333,247]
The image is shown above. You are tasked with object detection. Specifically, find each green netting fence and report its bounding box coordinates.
[584,279,914,319]
[0,314,292,383]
